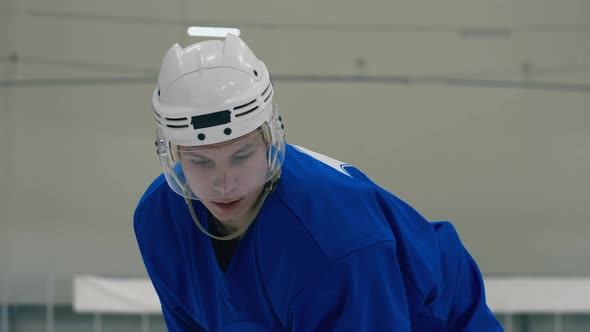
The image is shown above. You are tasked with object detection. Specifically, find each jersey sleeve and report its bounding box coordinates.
[446,240,503,330]
[134,190,206,332]
[432,222,503,331]
[287,241,412,331]
[160,300,206,332]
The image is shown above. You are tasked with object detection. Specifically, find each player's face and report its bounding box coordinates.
[179,131,267,226]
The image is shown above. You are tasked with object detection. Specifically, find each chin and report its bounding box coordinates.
[213,211,246,224]
[224,218,246,227]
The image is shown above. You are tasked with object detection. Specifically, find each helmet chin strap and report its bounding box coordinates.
[183,171,281,241]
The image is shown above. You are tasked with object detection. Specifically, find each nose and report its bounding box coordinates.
[211,168,239,198]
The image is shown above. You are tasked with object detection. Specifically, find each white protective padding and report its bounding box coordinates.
[73,274,161,314]
[73,275,590,315]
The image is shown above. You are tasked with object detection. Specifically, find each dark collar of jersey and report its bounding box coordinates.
[207,211,241,272]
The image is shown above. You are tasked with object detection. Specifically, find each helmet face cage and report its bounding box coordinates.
[156,105,285,201]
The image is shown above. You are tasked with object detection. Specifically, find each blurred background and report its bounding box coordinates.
[1,0,589,331]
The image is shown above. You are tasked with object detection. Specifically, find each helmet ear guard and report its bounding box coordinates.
[262,107,285,173]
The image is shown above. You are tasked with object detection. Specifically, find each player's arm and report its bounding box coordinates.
[134,206,206,331]
[160,300,206,332]
[287,241,411,331]
[141,262,207,332]
[448,249,503,331]
[432,222,503,331]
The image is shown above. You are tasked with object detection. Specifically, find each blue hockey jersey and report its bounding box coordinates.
[134,144,503,331]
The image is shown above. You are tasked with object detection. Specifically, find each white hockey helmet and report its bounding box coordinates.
[153,34,285,201]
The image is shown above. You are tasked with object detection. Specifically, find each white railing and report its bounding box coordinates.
[2,274,590,332]
[73,275,161,314]
[486,277,590,332]
[0,274,159,332]
[74,275,590,332]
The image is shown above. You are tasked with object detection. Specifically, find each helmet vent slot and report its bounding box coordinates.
[234,99,257,110]
[261,83,271,97]
[235,106,258,118]
[263,90,273,103]
[165,117,187,122]
[166,124,189,129]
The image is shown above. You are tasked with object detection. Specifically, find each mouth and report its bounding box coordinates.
[211,198,243,211]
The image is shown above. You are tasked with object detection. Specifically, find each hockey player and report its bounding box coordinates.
[134,33,503,331]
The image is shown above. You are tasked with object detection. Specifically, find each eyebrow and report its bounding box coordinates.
[234,143,256,155]
[182,143,257,160]
[183,153,211,161]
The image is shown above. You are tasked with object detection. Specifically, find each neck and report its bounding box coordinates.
[210,214,243,239]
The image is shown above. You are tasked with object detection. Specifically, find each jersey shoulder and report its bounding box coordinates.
[276,144,396,256]
[257,145,464,319]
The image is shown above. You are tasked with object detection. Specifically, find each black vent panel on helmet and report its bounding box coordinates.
[191,110,231,129]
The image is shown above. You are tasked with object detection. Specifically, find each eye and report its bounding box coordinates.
[233,152,254,162]
[189,159,214,167]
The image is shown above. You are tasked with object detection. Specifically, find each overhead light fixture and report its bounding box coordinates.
[187,27,241,37]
